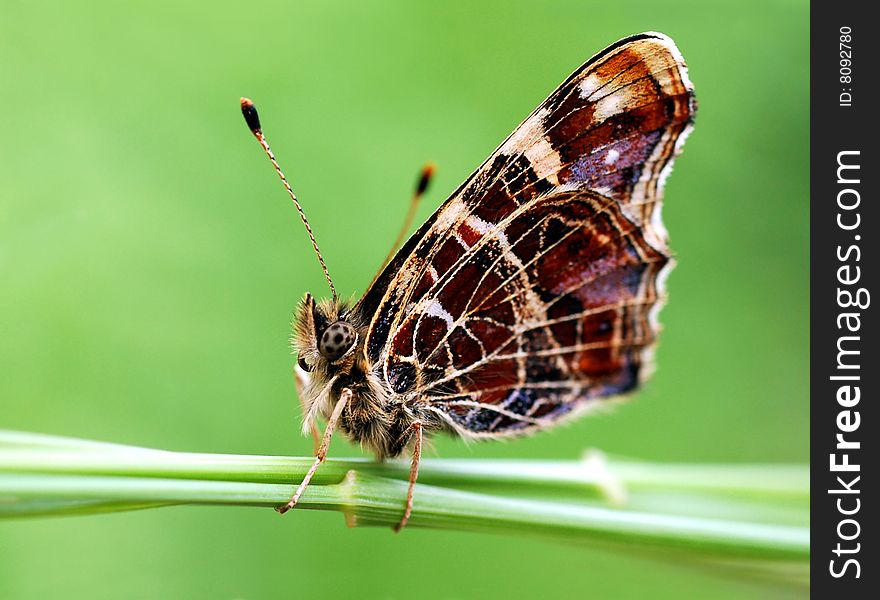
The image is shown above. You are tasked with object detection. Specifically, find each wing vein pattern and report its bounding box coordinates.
[354,33,695,437]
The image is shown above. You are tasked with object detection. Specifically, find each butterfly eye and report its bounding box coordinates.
[319,321,357,362]
[297,356,312,372]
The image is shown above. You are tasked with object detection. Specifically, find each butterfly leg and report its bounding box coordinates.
[293,364,320,454]
[277,387,351,515]
[393,420,422,533]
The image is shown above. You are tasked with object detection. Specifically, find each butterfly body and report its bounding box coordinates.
[242,31,695,527]
[293,294,437,459]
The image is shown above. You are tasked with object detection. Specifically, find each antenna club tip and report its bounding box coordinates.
[240,97,262,133]
[416,162,436,195]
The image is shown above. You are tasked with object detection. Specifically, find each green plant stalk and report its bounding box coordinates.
[0,449,809,524]
[0,430,809,586]
[0,471,806,560]
[0,430,808,502]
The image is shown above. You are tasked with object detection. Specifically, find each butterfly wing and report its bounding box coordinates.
[354,32,695,436]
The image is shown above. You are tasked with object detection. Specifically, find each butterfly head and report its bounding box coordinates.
[293,293,363,377]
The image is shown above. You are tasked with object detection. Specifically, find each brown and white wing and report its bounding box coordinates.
[354,32,695,436]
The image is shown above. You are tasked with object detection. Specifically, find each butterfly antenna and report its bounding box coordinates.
[378,162,435,272]
[240,97,338,301]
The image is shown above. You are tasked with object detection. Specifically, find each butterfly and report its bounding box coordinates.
[240,31,695,531]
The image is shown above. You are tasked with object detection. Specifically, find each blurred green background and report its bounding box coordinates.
[1,0,807,598]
